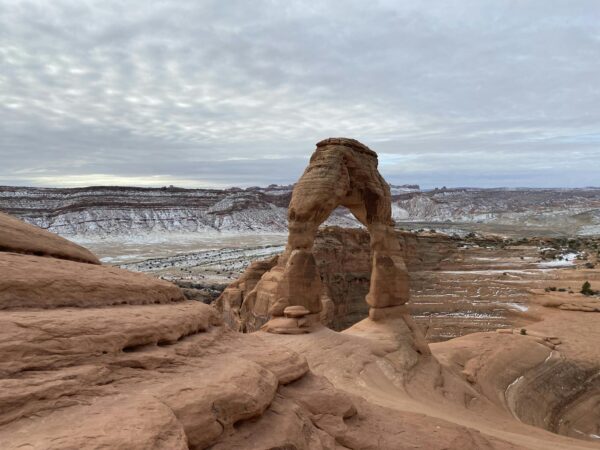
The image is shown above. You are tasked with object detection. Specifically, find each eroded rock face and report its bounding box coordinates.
[313,227,459,331]
[0,213,358,449]
[0,252,184,309]
[0,211,99,264]
[218,138,413,334]
[286,138,409,311]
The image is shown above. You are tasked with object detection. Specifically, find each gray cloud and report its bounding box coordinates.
[1,0,599,188]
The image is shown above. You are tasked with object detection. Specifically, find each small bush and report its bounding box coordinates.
[581,281,594,296]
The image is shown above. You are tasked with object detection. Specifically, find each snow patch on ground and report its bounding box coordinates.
[414,312,500,319]
[505,302,529,312]
[537,252,579,268]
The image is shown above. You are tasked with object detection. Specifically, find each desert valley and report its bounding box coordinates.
[0,138,599,449]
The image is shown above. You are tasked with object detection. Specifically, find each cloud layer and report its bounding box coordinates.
[1,0,599,188]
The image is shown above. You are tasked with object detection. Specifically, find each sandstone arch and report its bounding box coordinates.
[230,138,411,333]
[285,138,410,310]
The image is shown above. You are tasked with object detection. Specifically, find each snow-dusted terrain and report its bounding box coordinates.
[392,188,600,235]
[1,185,600,240]
[0,185,360,239]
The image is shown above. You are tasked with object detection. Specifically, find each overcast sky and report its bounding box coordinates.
[1,0,599,189]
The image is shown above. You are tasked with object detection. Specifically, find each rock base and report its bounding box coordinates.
[261,313,320,335]
[368,305,410,321]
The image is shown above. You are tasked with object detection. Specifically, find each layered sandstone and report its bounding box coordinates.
[0,213,356,449]
[286,138,409,310]
[2,202,600,447]
[0,252,184,309]
[0,212,521,449]
[218,138,414,335]
[0,211,99,264]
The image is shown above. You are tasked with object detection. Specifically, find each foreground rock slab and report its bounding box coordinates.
[0,211,99,264]
[0,252,184,309]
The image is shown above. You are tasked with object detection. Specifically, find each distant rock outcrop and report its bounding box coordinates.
[3,182,600,238]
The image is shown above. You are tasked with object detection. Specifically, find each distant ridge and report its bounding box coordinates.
[1,185,599,238]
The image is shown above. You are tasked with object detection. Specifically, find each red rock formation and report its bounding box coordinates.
[0,252,183,309]
[0,214,357,449]
[2,213,598,448]
[286,138,409,311]
[220,138,414,334]
[0,211,182,309]
[0,211,99,264]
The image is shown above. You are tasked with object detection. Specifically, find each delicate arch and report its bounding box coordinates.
[283,137,409,311]
[227,138,412,333]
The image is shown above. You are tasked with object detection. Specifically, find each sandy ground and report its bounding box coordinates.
[82,232,286,264]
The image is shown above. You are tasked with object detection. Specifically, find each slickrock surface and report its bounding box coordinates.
[432,308,600,444]
[0,211,99,264]
[0,304,315,449]
[259,305,600,449]
[0,252,184,309]
[2,222,599,448]
[2,213,337,449]
[0,219,347,449]
[0,226,521,449]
